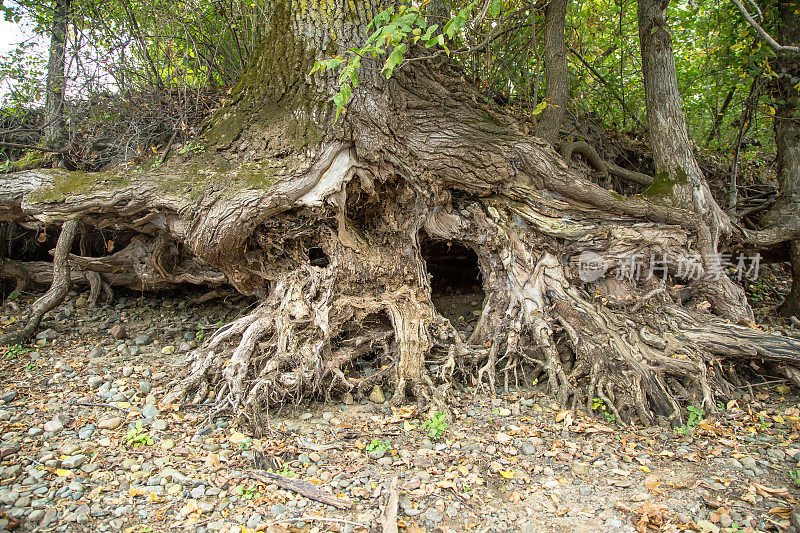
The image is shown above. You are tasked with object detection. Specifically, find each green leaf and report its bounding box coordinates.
[383,47,405,79]
[490,0,502,18]
[532,101,547,115]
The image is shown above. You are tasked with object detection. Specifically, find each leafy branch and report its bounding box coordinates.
[312,1,483,119]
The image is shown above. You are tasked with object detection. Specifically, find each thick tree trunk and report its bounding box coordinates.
[44,0,70,149]
[2,0,799,429]
[637,0,751,323]
[537,0,569,145]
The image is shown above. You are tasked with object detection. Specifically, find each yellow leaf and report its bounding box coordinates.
[151,145,159,154]
[55,469,74,478]
[403,421,416,431]
[110,402,131,409]
[229,431,250,444]
[638,466,652,473]
[499,470,515,479]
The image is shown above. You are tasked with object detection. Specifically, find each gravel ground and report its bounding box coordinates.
[1,290,799,532]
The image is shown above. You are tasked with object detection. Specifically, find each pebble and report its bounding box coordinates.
[135,334,153,346]
[98,416,123,430]
[43,419,64,433]
[246,513,262,528]
[369,385,385,404]
[62,455,87,469]
[0,391,18,403]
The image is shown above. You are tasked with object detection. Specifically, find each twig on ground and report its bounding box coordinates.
[381,476,399,533]
[238,469,353,509]
[264,516,369,529]
[69,401,129,412]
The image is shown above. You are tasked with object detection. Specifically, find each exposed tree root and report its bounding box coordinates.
[0,220,78,344]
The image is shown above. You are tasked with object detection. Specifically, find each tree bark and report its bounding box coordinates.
[763,1,800,318]
[44,0,71,149]
[637,0,751,323]
[537,0,569,145]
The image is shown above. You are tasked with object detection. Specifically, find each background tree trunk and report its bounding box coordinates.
[537,0,569,145]
[44,0,71,150]
[763,2,800,318]
[637,0,751,322]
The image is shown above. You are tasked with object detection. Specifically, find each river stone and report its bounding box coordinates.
[369,385,385,404]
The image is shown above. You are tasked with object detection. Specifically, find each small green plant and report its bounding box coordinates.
[6,290,19,301]
[195,322,205,342]
[177,141,205,155]
[4,344,31,359]
[790,468,800,487]
[365,439,390,453]
[421,411,448,440]
[591,398,615,423]
[676,406,704,436]
[267,463,296,478]
[232,483,259,498]
[687,406,704,425]
[125,421,154,448]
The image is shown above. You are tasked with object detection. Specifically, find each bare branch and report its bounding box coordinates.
[731,0,800,56]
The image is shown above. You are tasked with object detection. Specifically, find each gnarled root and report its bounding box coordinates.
[0,220,78,345]
[165,241,446,427]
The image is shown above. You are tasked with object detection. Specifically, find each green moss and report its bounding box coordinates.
[8,150,46,172]
[287,117,323,150]
[31,169,130,202]
[239,167,281,189]
[202,1,323,152]
[610,190,628,201]
[642,167,688,198]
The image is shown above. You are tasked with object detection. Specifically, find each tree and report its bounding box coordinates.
[2,0,800,430]
[637,0,752,323]
[732,0,800,318]
[536,0,568,144]
[43,0,70,149]
[762,1,800,318]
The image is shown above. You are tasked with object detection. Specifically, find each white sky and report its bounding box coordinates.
[0,19,29,55]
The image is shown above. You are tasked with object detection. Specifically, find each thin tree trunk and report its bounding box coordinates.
[537,0,568,145]
[764,2,800,317]
[706,87,735,147]
[44,0,71,149]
